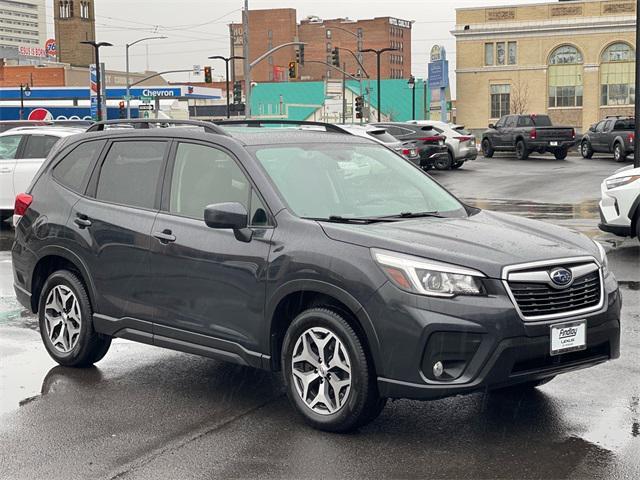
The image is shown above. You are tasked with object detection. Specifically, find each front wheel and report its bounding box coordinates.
[554,147,568,160]
[482,139,494,158]
[515,140,529,160]
[451,161,464,169]
[38,270,111,367]
[581,140,594,159]
[613,142,627,162]
[282,308,384,432]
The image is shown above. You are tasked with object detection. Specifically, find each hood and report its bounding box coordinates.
[319,210,599,279]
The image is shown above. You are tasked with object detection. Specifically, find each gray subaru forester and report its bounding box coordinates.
[12,120,620,432]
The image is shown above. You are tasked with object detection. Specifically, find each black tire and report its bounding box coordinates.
[493,376,556,393]
[515,140,529,160]
[581,140,594,159]
[613,142,627,162]
[554,148,568,160]
[451,160,464,169]
[481,138,494,158]
[434,152,453,170]
[38,270,111,367]
[282,308,382,432]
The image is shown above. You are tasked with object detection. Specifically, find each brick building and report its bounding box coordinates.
[54,0,96,67]
[453,0,636,132]
[229,9,412,83]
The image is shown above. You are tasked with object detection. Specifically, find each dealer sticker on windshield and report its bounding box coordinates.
[550,320,587,356]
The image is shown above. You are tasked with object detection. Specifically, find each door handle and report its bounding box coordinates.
[152,229,176,244]
[74,213,92,229]
[0,167,12,173]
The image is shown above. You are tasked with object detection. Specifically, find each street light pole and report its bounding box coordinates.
[634,0,640,168]
[360,47,397,122]
[243,0,251,118]
[19,84,30,120]
[407,75,416,120]
[126,36,167,119]
[209,55,245,118]
[81,41,113,122]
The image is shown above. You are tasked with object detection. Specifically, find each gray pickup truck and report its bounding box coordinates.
[580,117,635,162]
[481,114,576,160]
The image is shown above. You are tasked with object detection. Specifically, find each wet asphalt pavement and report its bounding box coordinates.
[1,153,639,480]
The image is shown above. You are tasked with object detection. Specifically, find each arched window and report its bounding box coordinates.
[601,42,635,106]
[548,45,583,108]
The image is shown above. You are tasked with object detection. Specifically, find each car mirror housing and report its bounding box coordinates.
[488,123,495,129]
[204,202,252,242]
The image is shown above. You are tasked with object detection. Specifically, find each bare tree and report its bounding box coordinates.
[510,78,531,115]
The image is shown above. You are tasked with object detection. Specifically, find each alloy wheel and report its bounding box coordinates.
[291,327,352,415]
[44,285,82,353]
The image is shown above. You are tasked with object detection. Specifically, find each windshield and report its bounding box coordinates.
[252,143,466,220]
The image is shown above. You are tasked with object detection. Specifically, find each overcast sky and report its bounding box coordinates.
[46,0,555,88]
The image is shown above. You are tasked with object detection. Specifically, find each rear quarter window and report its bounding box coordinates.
[52,140,106,193]
[21,135,61,159]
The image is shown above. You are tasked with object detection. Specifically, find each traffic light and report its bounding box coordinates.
[296,45,305,66]
[233,81,242,104]
[118,100,125,119]
[331,47,340,67]
[204,66,212,83]
[355,96,364,119]
[288,61,298,80]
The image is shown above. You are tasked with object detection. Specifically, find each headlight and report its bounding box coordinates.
[372,249,486,297]
[606,175,640,190]
[594,241,609,273]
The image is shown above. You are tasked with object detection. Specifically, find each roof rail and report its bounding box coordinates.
[216,119,347,134]
[86,119,229,135]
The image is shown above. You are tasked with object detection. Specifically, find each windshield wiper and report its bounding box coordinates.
[381,211,444,219]
[304,215,399,224]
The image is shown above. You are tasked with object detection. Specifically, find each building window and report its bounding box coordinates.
[496,42,506,65]
[326,70,331,79]
[508,41,517,65]
[80,1,90,19]
[601,42,635,106]
[326,29,331,39]
[326,42,332,53]
[484,43,494,66]
[490,84,510,118]
[59,0,72,19]
[548,45,584,108]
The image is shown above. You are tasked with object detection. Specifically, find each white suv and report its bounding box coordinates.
[0,127,83,222]
[598,165,640,240]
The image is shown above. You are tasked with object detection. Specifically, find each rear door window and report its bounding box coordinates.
[21,135,61,159]
[52,140,105,193]
[517,116,534,127]
[95,140,167,210]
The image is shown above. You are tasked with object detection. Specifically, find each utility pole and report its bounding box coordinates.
[342,62,346,124]
[360,47,397,122]
[634,0,640,168]
[243,0,251,118]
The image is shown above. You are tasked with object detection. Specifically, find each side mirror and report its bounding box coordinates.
[488,123,496,129]
[204,202,252,242]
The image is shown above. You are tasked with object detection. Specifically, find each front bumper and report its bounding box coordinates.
[366,274,621,401]
[598,180,637,236]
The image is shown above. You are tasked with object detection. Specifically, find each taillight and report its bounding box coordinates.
[454,136,473,142]
[402,149,410,155]
[571,128,576,140]
[529,128,537,140]
[628,133,634,143]
[418,136,443,143]
[14,193,32,216]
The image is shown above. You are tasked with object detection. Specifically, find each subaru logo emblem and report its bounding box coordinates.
[550,267,573,288]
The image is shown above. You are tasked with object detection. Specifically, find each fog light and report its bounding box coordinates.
[433,361,444,378]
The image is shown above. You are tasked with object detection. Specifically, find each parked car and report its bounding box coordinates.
[13,119,620,433]
[333,124,420,165]
[598,164,640,240]
[581,117,635,162]
[0,126,84,222]
[0,120,92,133]
[405,120,478,169]
[482,114,576,160]
[372,122,450,170]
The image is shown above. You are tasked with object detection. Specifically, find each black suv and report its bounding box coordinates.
[12,120,620,432]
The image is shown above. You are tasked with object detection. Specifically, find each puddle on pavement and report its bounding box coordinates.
[464,198,599,221]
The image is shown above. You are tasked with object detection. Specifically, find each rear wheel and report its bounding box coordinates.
[581,140,594,159]
[554,147,568,160]
[282,308,383,432]
[38,270,111,367]
[481,138,494,158]
[451,160,464,169]
[515,140,529,160]
[613,142,627,162]
[434,152,453,170]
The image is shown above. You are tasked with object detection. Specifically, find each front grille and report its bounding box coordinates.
[508,269,601,319]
